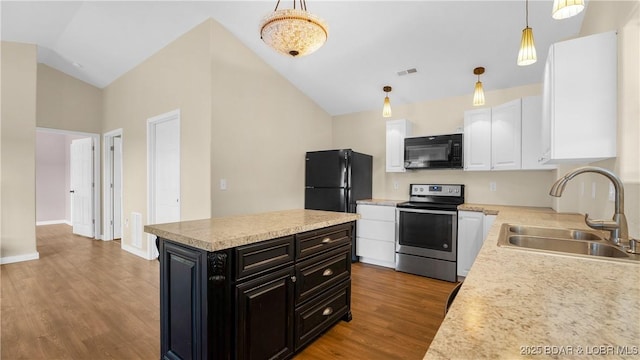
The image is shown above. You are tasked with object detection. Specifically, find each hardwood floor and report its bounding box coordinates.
[1,225,457,359]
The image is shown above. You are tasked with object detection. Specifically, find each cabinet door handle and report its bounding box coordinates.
[291,276,297,283]
[322,307,333,316]
[321,237,332,244]
[322,268,333,277]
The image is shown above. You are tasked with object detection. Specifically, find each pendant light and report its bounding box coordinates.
[382,86,392,118]
[472,67,485,107]
[552,0,585,20]
[259,0,328,57]
[517,0,537,66]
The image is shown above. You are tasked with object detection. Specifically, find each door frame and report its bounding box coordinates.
[147,109,181,259]
[103,128,123,242]
[36,127,101,239]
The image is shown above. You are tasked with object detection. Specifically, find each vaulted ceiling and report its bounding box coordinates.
[1,1,585,116]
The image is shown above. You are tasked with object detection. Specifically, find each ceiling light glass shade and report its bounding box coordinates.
[259,8,328,57]
[473,81,485,106]
[382,96,392,117]
[552,0,585,20]
[517,27,537,66]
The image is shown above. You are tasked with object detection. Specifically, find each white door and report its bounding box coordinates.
[112,136,123,239]
[151,117,180,225]
[70,137,94,237]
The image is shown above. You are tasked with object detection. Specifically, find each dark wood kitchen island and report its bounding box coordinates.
[144,209,358,360]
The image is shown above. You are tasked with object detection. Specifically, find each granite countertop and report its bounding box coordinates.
[425,205,640,359]
[144,209,359,252]
[356,198,405,207]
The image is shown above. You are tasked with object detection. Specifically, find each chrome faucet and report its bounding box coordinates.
[549,166,630,247]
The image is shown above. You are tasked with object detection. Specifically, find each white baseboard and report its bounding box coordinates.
[122,243,155,260]
[1,252,40,265]
[36,220,68,226]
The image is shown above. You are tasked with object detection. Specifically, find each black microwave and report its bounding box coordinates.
[404,134,463,170]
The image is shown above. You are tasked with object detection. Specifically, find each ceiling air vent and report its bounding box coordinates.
[397,68,417,76]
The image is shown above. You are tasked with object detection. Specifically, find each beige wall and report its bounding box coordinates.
[553,0,640,239]
[209,20,332,217]
[101,18,332,258]
[1,41,39,261]
[102,20,214,252]
[333,84,556,207]
[36,64,103,133]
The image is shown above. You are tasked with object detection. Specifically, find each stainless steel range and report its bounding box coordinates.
[396,184,464,282]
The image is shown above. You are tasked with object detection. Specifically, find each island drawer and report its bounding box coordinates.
[294,279,350,351]
[296,223,352,259]
[235,235,295,280]
[295,244,351,304]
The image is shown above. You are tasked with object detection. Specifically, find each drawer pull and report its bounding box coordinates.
[321,237,332,244]
[291,276,297,283]
[322,268,334,277]
[322,307,333,316]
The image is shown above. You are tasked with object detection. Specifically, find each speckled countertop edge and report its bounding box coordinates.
[356,198,405,207]
[144,209,359,252]
[424,206,640,359]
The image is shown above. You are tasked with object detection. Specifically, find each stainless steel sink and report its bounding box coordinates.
[508,235,629,258]
[498,224,640,262]
[507,225,602,241]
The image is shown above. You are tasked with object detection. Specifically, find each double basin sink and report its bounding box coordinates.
[498,224,639,262]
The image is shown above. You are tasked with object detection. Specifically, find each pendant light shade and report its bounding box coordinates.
[552,0,585,20]
[472,67,485,107]
[382,86,392,118]
[518,27,537,66]
[517,0,537,66]
[259,0,328,57]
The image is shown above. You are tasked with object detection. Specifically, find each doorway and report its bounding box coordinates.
[35,128,101,238]
[103,129,123,242]
[147,109,181,259]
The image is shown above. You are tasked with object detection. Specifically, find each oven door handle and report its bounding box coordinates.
[396,208,457,216]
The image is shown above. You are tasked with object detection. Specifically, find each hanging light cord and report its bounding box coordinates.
[525,0,529,27]
[275,0,308,11]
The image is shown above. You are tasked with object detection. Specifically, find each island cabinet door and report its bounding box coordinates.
[236,267,295,360]
[160,240,210,360]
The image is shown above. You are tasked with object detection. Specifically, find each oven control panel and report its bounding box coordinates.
[410,184,463,197]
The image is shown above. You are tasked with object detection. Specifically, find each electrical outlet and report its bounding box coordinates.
[220,178,227,191]
[393,181,399,190]
[489,181,497,192]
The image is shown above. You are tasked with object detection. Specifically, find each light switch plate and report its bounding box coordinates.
[220,178,227,190]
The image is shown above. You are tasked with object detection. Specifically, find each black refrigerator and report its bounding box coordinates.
[304,149,373,261]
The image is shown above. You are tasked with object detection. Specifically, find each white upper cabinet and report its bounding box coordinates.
[386,119,412,172]
[491,99,522,170]
[521,96,556,170]
[463,108,492,171]
[541,31,617,164]
[465,96,556,172]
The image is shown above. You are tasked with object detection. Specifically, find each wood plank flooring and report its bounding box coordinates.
[1,224,457,359]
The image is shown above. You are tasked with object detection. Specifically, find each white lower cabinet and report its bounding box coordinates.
[356,204,396,268]
[457,211,494,277]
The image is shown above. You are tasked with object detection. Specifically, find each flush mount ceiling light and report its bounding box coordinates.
[382,86,392,118]
[259,0,328,57]
[472,67,485,107]
[552,0,585,20]
[517,0,537,66]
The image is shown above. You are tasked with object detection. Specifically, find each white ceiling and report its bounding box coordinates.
[1,1,586,116]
